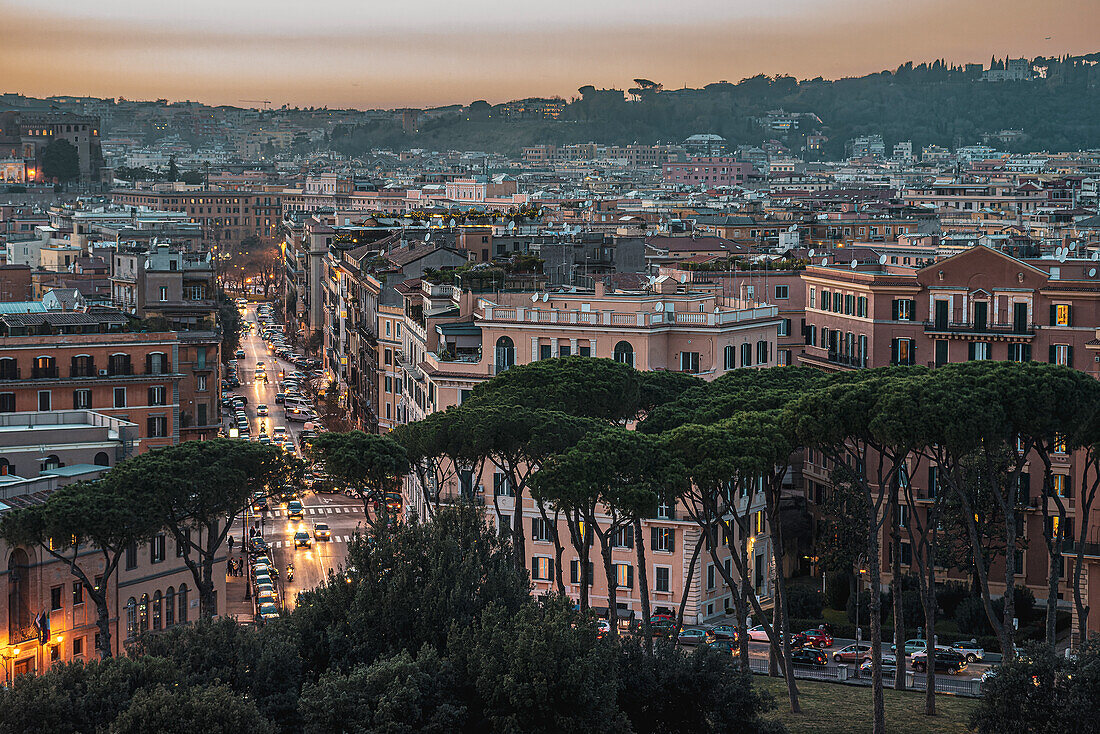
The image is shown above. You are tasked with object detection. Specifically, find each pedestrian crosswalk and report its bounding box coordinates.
[268,536,356,548]
[269,506,360,518]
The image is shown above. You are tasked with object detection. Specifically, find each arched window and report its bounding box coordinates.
[40,455,60,472]
[613,341,634,367]
[0,458,11,476]
[178,584,188,623]
[139,593,149,631]
[108,353,132,376]
[8,549,31,638]
[125,597,137,639]
[93,452,110,467]
[724,345,736,370]
[32,356,57,379]
[152,591,162,630]
[0,357,18,380]
[494,336,515,374]
[165,587,175,627]
[70,355,95,378]
[145,352,168,375]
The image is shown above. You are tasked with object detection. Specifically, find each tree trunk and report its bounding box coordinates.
[868,525,886,734]
[539,502,566,596]
[923,557,937,716]
[768,494,800,714]
[1073,473,1096,642]
[91,588,113,659]
[890,493,906,690]
[508,469,526,572]
[737,531,752,673]
[567,511,590,611]
[633,518,651,650]
[597,530,619,639]
[674,535,705,642]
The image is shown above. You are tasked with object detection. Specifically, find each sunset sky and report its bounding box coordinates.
[1,0,1095,109]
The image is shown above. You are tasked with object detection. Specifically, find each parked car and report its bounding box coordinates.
[801,629,834,648]
[860,654,899,677]
[833,643,873,663]
[256,603,280,622]
[649,618,675,637]
[705,625,738,643]
[949,640,985,663]
[235,349,245,359]
[678,628,707,645]
[791,648,829,667]
[294,531,312,548]
[275,392,286,404]
[891,639,929,656]
[911,649,968,675]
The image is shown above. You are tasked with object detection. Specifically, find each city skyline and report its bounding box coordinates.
[1,0,1095,109]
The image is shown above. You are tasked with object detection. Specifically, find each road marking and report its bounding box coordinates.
[342,536,350,543]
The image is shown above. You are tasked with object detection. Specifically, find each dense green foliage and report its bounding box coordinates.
[40,139,80,183]
[325,56,1099,156]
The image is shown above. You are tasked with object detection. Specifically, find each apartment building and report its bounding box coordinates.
[797,245,1100,635]
[0,311,185,453]
[110,189,282,248]
[663,157,753,187]
[390,275,782,623]
[0,410,226,678]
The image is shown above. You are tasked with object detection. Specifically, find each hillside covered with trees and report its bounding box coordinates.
[327,54,1099,158]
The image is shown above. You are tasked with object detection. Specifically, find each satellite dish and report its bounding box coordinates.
[508,221,516,231]
[879,254,887,264]
[680,274,687,283]
[808,249,816,258]
[541,292,549,302]
[788,224,798,232]
[1089,268,1097,278]
[1058,250,1067,263]
[851,260,858,269]
[1069,242,1077,251]
[424,231,431,242]
[531,294,538,302]
[449,218,456,228]
[654,302,664,312]
[821,257,828,266]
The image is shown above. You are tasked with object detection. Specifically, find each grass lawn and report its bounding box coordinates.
[756,677,976,734]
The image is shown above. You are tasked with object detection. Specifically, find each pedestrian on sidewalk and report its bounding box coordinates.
[228,535,235,553]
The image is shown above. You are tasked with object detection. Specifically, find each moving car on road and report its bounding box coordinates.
[890,639,928,656]
[859,654,899,677]
[256,404,268,416]
[801,629,834,648]
[293,530,312,548]
[791,648,828,667]
[287,500,304,520]
[313,522,330,540]
[948,640,985,663]
[705,625,738,643]
[746,625,772,642]
[677,628,707,645]
[911,649,968,675]
[833,643,873,663]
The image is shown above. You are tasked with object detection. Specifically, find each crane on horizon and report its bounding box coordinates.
[240,99,272,110]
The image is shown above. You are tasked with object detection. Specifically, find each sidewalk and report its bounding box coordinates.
[225,552,255,624]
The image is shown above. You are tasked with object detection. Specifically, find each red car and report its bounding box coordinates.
[801,628,834,648]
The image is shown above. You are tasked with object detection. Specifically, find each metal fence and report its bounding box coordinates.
[747,656,983,698]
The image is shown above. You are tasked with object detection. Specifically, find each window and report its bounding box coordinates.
[680,351,699,373]
[778,319,791,337]
[126,597,137,639]
[833,292,841,312]
[195,349,206,370]
[531,517,552,543]
[892,299,915,321]
[493,472,513,497]
[165,587,175,626]
[1050,344,1073,367]
[539,344,552,360]
[108,353,131,376]
[139,594,149,631]
[197,375,207,392]
[33,356,57,378]
[177,528,189,557]
[494,337,515,373]
[570,560,594,585]
[148,386,166,406]
[148,416,168,438]
[113,387,126,408]
[146,352,167,375]
[774,285,789,299]
[657,502,674,520]
[740,343,752,367]
[72,637,84,657]
[891,338,914,366]
[178,585,188,622]
[614,341,634,367]
[38,390,51,411]
[578,343,591,357]
[159,286,168,301]
[71,355,95,377]
[72,581,84,606]
[651,527,675,553]
[1053,434,1067,454]
[384,348,392,365]
[531,556,553,581]
[50,585,63,611]
[612,526,634,549]
[1052,304,1072,327]
[1053,474,1068,497]
[73,389,91,409]
[1009,343,1031,362]
[614,563,634,589]
[152,591,162,630]
[724,345,736,370]
[968,342,990,361]
[809,288,816,308]
[559,343,571,357]
[150,534,165,564]
[857,296,868,318]
[707,564,716,589]
[655,566,671,593]
[820,290,830,311]
[756,340,769,365]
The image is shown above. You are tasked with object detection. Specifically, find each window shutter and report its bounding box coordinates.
[891,339,899,365]
[908,299,917,319]
[1050,304,1057,326]
[147,387,154,405]
[530,557,537,578]
[909,343,915,366]
[1067,346,1074,368]
[1023,344,1032,362]
[891,300,899,320]
[530,518,538,541]
[626,564,634,589]
[548,558,554,579]
[968,342,975,361]
[651,527,659,550]
[1049,345,1057,364]
[1067,305,1073,327]
[570,560,578,584]
[145,354,153,374]
[669,529,676,553]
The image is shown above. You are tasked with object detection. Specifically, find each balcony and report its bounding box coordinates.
[826,350,867,369]
[923,320,1034,339]
[435,347,482,363]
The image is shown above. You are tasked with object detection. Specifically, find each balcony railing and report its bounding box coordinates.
[827,350,867,369]
[31,367,59,379]
[436,348,482,363]
[923,320,1034,336]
